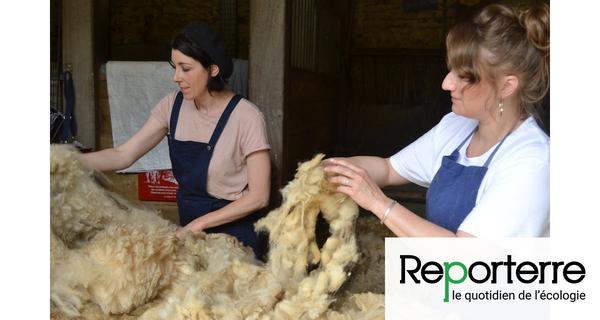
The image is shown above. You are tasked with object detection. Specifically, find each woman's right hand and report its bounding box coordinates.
[323,158,390,216]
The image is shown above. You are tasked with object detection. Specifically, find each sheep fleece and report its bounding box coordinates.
[50,144,384,319]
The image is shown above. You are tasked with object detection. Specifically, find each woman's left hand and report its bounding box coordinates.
[175,221,204,239]
[323,158,389,214]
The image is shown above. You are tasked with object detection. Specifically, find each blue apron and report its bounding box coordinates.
[167,92,265,258]
[425,127,511,232]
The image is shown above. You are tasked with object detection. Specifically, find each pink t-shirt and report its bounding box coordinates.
[150,91,270,201]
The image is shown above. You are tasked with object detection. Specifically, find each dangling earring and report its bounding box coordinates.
[498,100,504,117]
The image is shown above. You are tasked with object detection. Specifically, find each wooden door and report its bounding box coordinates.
[282,0,351,182]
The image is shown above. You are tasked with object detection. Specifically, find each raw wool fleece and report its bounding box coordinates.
[50,145,384,319]
[51,144,190,316]
[255,154,363,319]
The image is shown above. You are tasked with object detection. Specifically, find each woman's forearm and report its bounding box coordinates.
[371,196,457,237]
[79,117,168,172]
[185,190,268,232]
[79,148,133,171]
[183,150,271,233]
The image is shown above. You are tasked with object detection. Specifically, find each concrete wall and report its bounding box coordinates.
[62,0,96,148]
[249,0,286,190]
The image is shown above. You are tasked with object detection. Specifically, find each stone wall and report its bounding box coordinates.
[109,0,250,60]
[352,0,454,50]
[351,0,549,50]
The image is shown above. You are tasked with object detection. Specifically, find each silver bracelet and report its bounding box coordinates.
[380,200,398,224]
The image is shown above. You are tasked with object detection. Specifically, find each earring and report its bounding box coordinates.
[498,100,504,117]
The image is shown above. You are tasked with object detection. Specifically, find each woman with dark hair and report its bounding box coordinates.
[81,22,270,257]
[324,4,550,238]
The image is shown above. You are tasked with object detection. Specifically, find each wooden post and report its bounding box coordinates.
[62,0,96,149]
[249,0,286,190]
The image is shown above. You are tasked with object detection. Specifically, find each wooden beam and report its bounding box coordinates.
[249,0,286,189]
[62,0,96,149]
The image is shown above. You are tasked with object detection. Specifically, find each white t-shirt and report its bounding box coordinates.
[389,112,549,237]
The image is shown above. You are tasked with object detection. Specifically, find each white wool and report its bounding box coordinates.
[50,146,384,319]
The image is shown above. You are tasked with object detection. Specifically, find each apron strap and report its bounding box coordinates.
[169,91,185,139]
[208,94,243,147]
[482,127,513,168]
[452,126,478,155]
[453,124,515,168]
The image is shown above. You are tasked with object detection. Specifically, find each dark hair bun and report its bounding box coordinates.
[182,22,233,79]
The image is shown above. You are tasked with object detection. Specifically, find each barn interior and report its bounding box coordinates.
[50,0,550,317]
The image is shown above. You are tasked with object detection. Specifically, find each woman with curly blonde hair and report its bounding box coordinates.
[326,4,550,238]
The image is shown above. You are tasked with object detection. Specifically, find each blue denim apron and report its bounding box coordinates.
[168,92,265,257]
[425,127,511,232]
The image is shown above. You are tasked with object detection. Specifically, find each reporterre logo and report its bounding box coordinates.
[399,254,586,302]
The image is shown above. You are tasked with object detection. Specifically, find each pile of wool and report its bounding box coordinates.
[51,144,198,317]
[337,215,390,296]
[50,145,384,319]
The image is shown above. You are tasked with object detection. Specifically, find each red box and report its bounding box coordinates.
[138,170,179,202]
